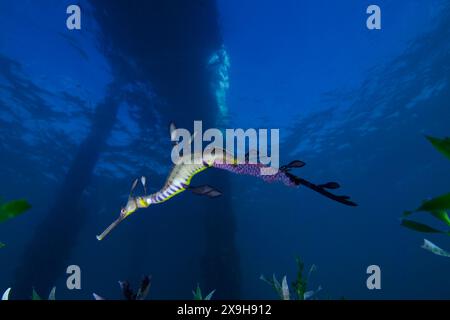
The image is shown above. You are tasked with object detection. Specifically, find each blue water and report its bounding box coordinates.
[0,0,449,300]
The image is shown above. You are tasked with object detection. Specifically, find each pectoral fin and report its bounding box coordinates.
[141,176,147,195]
[287,160,306,168]
[280,160,306,172]
[190,185,222,198]
[129,178,139,199]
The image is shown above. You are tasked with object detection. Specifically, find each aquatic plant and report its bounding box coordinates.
[426,136,450,161]
[192,283,216,300]
[93,278,216,300]
[0,198,31,248]
[260,257,321,300]
[92,277,216,300]
[0,198,31,223]
[421,239,450,257]
[32,287,56,300]
[93,275,151,300]
[1,288,11,300]
[5,276,213,300]
[401,136,450,256]
[1,287,55,300]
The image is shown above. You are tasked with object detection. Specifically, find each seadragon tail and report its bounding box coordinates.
[285,171,357,207]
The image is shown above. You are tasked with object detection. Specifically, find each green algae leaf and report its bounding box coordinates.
[0,199,31,223]
[32,288,41,300]
[426,135,450,161]
[401,219,448,234]
[403,209,450,227]
[192,283,202,300]
[0,242,5,249]
[417,193,450,212]
[431,210,450,227]
[192,284,215,300]
[261,258,318,300]
[292,257,307,300]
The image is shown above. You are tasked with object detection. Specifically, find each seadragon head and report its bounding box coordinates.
[96,177,149,241]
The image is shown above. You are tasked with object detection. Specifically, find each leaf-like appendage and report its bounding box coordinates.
[2,288,11,300]
[421,239,450,258]
[204,289,216,300]
[281,276,290,300]
[0,199,31,223]
[192,283,202,300]
[32,288,41,300]
[48,287,56,300]
[418,193,450,212]
[401,219,448,234]
[426,135,450,161]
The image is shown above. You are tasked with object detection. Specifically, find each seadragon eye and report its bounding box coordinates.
[120,208,126,216]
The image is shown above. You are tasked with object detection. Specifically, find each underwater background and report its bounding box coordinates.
[0,0,449,300]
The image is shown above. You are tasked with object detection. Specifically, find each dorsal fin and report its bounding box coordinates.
[141,176,147,195]
[129,178,139,200]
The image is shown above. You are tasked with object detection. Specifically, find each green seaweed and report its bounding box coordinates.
[401,219,449,234]
[261,257,318,300]
[29,287,56,300]
[401,136,450,243]
[415,193,450,213]
[404,194,450,219]
[401,136,450,235]
[192,283,202,300]
[425,135,450,161]
[431,210,450,227]
[0,199,31,223]
[32,288,41,300]
[0,198,31,247]
[192,283,215,300]
[292,257,307,300]
[192,284,215,300]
